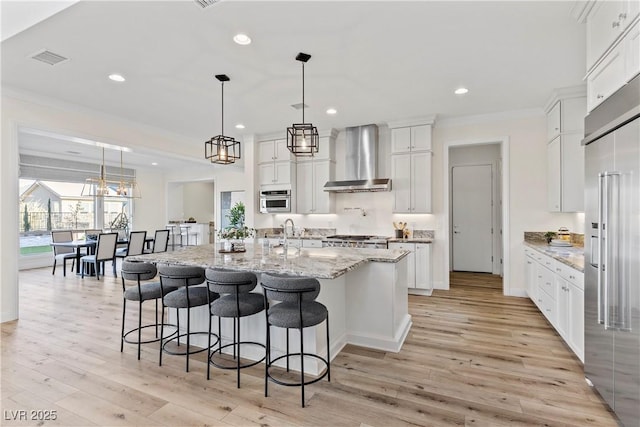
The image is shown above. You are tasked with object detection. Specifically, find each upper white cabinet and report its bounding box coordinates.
[258,139,291,163]
[391,125,432,154]
[296,160,335,214]
[389,120,434,214]
[583,0,640,111]
[257,138,296,189]
[294,131,337,214]
[544,89,586,212]
[391,151,432,213]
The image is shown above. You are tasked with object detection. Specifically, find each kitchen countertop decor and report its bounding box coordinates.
[524,234,584,272]
[388,229,434,244]
[131,244,409,280]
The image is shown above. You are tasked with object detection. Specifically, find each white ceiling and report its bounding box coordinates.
[2,0,586,169]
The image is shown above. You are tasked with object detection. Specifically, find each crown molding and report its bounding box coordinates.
[386,115,437,129]
[543,84,587,112]
[436,108,544,129]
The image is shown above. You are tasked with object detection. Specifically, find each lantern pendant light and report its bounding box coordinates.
[205,74,241,165]
[287,52,319,156]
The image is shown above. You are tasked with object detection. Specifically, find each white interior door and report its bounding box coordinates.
[452,164,493,272]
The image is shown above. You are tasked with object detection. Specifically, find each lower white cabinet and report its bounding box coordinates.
[302,239,323,248]
[388,242,432,294]
[524,246,584,361]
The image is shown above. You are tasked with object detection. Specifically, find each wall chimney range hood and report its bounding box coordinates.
[323,124,391,193]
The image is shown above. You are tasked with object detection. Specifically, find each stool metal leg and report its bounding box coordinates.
[137,301,143,360]
[236,317,241,388]
[300,325,305,408]
[120,298,126,353]
[264,323,270,397]
[326,313,331,382]
[186,307,191,372]
[286,328,290,372]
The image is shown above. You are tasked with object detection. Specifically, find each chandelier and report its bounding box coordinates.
[81,148,141,198]
[205,74,241,165]
[286,52,319,156]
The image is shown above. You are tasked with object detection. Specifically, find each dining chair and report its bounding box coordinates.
[51,230,76,277]
[83,228,102,241]
[146,229,169,254]
[80,232,118,280]
[116,231,147,261]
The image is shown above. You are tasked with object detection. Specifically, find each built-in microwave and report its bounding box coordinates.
[259,189,291,213]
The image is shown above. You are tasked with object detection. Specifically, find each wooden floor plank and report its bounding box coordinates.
[0,268,617,426]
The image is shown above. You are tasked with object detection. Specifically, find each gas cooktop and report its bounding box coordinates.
[324,235,389,242]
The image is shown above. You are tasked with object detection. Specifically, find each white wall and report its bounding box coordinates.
[183,181,214,223]
[1,92,210,321]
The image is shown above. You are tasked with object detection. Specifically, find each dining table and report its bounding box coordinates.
[50,237,154,276]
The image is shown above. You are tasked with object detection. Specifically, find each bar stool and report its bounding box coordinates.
[165,225,181,250]
[158,265,219,372]
[180,225,198,246]
[205,268,266,386]
[120,260,178,360]
[260,273,330,407]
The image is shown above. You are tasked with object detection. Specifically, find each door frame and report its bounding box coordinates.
[451,163,495,273]
[442,137,511,295]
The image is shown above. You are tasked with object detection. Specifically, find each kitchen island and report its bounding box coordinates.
[131,244,411,374]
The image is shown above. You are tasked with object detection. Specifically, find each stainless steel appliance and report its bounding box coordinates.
[584,74,640,427]
[322,235,388,249]
[323,124,391,192]
[259,189,291,213]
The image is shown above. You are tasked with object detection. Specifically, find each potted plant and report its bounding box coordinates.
[218,202,255,250]
[544,231,557,244]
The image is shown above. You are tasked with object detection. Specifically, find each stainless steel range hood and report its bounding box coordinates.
[323,124,391,192]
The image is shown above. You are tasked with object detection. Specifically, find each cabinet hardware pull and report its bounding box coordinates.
[612,21,620,28]
[597,94,604,99]
[619,13,627,20]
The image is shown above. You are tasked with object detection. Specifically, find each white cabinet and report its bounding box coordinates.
[585,1,640,112]
[258,139,291,163]
[547,133,585,212]
[259,162,294,186]
[296,160,334,214]
[302,239,323,248]
[545,93,586,212]
[524,246,584,362]
[391,151,432,213]
[414,244,432,290]
[258,139,296,189]
[388,242,432,294]
[391,125,432,154]
[546,102,561,141]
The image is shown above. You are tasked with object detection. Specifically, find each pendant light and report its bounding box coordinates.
[286,52,319,157]
[116,150,141,198]
[205,74,241,165]
[81,148,141,198]
[81,147,110,197]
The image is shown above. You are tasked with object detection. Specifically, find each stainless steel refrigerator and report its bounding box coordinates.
[584,74,640,427]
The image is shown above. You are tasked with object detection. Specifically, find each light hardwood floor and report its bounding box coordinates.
[1,268,618,426]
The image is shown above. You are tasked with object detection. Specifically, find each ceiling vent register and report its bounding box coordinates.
[194,0,221,8]
[30,49,68,66]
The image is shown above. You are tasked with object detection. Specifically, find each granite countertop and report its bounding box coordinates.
[524,240,584,272]
[131,244,409,280]
[263,234,325,240]
[387,238,434,244]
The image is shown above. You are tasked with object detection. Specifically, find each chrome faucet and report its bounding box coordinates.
[282,218,295,249]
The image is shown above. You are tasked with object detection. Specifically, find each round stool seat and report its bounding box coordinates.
[124,282,178,302]
[164,286,218,309]
[267,301,327,328]
[211,293,265,318]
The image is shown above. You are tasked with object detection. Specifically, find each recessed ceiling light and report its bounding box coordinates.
[235,124,245,129]
[326,108,337,115]
[454,87,468,95]
[109,73,126,82]
[151,162,158,166]
[233,33,251,45]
